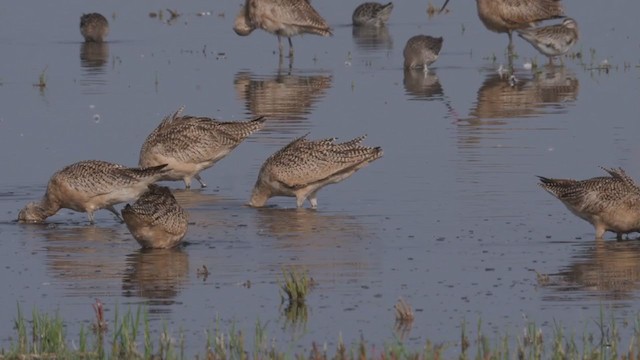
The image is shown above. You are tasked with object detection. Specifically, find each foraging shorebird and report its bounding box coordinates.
[233,0,332,58]
[403,35,443,70]
[249,134,383,208]
[122,184,188,249]
[138,106,266,189]
[517,18,579,64]
[439,0,564,52]
[352,2,394,27]
[18,160,168,224]
[80,13,109,43]
[538,167,640,240]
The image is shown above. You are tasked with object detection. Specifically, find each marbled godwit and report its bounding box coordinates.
[138,106,266,189]
[233,0,332,58]
[439,0,564,52]
[122,184,188,249]
[352,2,394,27]
[403,35,443,70]
[517,18,578,64]
[249,134,383,208]
[18,160,168,223]
[80,13,109,43]
[538,167,640,240]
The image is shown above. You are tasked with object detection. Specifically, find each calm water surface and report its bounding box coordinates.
[1,0,639,355]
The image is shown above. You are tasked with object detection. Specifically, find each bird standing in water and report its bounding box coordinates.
[249,134,383,208]
[18,160,167,223]
[439,0,565,55]
[122,184,188,249]
[138,107,266,189]
[352,2,394,27]
[403,35,443,70]
[517,18,579,65]
[80,13,109,42]
[538,167,640,240]
[233,0,332,59]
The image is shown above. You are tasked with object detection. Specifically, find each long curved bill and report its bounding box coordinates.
[439,0,450,14]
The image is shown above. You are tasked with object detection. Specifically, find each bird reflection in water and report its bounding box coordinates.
[254,208,375,293]
[79,42,109,94]
[466,66,579,122]
[403,69,444,101]
[543,241,640,301]
[255,208,369,245]
[352,25,393,52]
[39,224,129,296]
[122,248,189,310]
[234,70,332,135]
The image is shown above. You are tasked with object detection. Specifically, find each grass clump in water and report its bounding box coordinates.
[9,305,68,358]
[279,267,313,304]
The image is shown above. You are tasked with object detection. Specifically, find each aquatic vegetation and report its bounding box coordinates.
[196,264,210,281]
[33,67,47,89]
[92,298,108,333]
[3,303,640,359]
[279,267,313,304]
[394,297,414,323]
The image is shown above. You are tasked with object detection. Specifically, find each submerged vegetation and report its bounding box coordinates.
[32,66,47,89]
[1,303,639,360]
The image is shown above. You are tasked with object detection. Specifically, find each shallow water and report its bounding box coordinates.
[1,0,640,355]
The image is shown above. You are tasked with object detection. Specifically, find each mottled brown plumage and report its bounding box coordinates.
[538,167,640,239]
[233,0,332,58]
[517,18,578,64]
[249,134,383,208]
[122,184,188,249]
[18,160,168,223]
[139,106,266,189]
[352,2,394,27]
[80,13,109,43]
[439,0,564,50]
[403,35,443,70]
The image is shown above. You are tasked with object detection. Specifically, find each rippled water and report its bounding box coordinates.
[1,0,639,355]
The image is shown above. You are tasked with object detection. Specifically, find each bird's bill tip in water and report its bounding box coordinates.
[438,0,450,14]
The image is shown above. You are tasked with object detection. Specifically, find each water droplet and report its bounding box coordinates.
[93,114,101,123]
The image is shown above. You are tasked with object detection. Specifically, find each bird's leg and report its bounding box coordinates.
[507,49,515,75]
[87,211,96,224]
[295,195,306,208]
[184,177,192,190]
[277,35,284,59]
[308,191,319,209]
[106,205,124,223]
[506,31,518,74]
[288,37,294,59]
[195,174,207,188]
